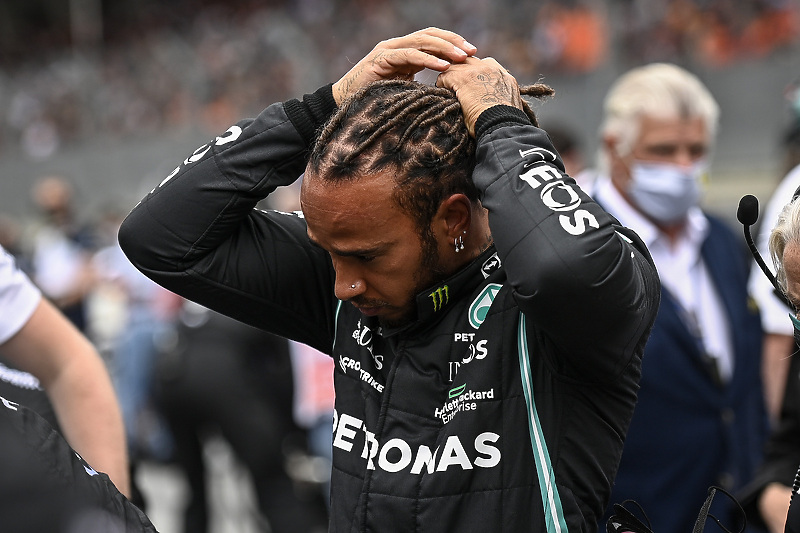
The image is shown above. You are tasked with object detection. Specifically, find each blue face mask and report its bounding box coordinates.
[627,160,706,224]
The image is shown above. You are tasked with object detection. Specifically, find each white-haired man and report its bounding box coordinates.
[590,63,768,532]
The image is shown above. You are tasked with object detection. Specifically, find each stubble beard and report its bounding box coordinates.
[378,230,447,329]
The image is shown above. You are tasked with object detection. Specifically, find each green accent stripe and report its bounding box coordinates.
[449,383,466,398]
[517,312,568,533]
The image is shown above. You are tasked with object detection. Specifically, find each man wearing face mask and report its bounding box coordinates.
[591,63,768,532]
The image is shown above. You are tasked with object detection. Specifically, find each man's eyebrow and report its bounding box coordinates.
[306,234,383,257]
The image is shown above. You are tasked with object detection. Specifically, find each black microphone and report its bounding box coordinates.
[737,194,793,309]
[737,194,759,227]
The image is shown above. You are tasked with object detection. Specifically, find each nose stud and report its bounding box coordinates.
[350,284,356,289]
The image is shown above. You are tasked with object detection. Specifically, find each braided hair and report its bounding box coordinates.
[307,79,552,238]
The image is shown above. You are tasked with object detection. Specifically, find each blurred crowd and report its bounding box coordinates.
[0,0,798,160]
[0,174,332,532]
[1,1,800,530]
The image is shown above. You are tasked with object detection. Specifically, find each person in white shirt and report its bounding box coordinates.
[0,243,129,496]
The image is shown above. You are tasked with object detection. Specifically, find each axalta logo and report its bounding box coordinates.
[332,409,501,473]
[517,151,599,236]
[339,355,384,393]
[469,284,502,329]
[436,385,495,424]
[429,285,449,312]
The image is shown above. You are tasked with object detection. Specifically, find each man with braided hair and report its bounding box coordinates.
[120,28,660,532]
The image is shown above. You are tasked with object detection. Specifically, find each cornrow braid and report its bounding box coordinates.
[307,78,552,240]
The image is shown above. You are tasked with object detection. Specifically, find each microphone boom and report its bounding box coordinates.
[737,195,793,309]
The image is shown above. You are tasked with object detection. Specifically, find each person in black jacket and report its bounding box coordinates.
[0,394,157,533]
[153,301,328,533]
[119,28,660,532]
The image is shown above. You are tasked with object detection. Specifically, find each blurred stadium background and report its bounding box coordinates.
[1,0,800,228]
[2,2,800,531]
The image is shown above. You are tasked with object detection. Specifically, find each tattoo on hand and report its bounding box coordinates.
[369,50,392,71]
[342,65,364,97]
[476,70,514,106]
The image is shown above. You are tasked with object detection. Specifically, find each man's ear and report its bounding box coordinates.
[603,134,619,160]
[603,134,634,194]
[435,194,472,239]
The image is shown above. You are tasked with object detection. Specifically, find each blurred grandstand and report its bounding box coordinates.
[1,0,800,227]
[1,2,799,531]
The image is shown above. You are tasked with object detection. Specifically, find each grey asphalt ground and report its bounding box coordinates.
[136,436,267,533]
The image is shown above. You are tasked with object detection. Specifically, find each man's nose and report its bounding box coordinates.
[674,147,697,168]
[332,262,364,300]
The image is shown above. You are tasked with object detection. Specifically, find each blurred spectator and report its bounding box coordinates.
[91,206,181,509]
[27,175,97,332]
[288,340,335,508]
[152,302,328,533]
[529,1,609,74]
[617,0,800,66]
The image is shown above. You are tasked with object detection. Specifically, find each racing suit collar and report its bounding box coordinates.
[382,245,502,338]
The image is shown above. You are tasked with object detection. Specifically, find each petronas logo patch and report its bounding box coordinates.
[469,283,502,329]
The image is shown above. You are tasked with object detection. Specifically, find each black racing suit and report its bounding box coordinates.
[119,84,660,533]
[0,395,157,533]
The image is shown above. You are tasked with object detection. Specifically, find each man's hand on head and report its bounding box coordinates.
[436,56,523,137]
[332,27,477,106]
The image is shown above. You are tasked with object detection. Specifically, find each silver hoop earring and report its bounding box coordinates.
[455,235,464,253]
